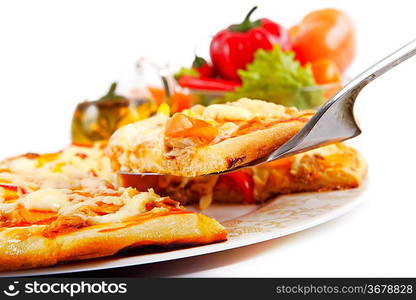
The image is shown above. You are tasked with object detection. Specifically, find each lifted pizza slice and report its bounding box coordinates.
[107,98,314,177]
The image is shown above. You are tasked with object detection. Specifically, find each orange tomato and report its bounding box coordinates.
[311,59,342,84]
[147,86,193,113]
[170,92,194,113]
[165,113,193,136]
[267,156,294,170]
[289,9,355,73]
[165,113,218,144]
[311,59,342,99]
[147,86,165,105]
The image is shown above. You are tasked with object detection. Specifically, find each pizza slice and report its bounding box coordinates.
[0,186,227,271]
[0,143,115,194]
[0,146,227,271]
[107,98,314,177]
[119,143,367,209]
[219,143,367,203]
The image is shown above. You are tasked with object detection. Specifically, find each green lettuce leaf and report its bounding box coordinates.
[174,67,199,80]
[223,45,323,109]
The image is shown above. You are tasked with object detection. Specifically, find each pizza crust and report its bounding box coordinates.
[0,212,227,271]
[0,226,58,271]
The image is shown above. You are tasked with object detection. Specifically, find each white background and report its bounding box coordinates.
[1,0,416,277]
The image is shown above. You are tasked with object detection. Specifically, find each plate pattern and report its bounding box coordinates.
[223,186,365,239]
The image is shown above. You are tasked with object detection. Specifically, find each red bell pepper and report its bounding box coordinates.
[210,6,291,80]
[218,171,255,204]
[177,76,240,92]
[192,56,215,78]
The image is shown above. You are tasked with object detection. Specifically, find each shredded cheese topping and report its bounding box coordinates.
[0,143,176,229]
[22,188,71,212]
[0,143,115,194]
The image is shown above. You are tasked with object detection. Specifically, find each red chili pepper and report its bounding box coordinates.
[0,183,18,191]
[218,171,255,204]
[0,183,27,200]
[192,56,215,78]
[177,76,240,92]
[210,6,291,80]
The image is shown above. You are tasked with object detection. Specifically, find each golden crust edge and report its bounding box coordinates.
[0,213,227,272]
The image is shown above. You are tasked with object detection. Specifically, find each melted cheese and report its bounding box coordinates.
[0,203,15,214]
[300,144,340,157]
[203,104,252,121]
[107,115,167,173]
[229,98,290,120]
[85,189,160,224]
[214,122,239,142]
[0,143,116,194]
[109,114,167,151]
[22,188,70,211]
[60,145,106,171]
[290,144,341,175]
[7,157,37,173]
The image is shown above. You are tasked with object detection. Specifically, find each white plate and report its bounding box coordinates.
[2,184,367,277]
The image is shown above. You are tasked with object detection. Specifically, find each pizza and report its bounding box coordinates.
[0,97,367,271]
[0,147,227,271]
[107,98,315,177]
[119,143,367,209]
